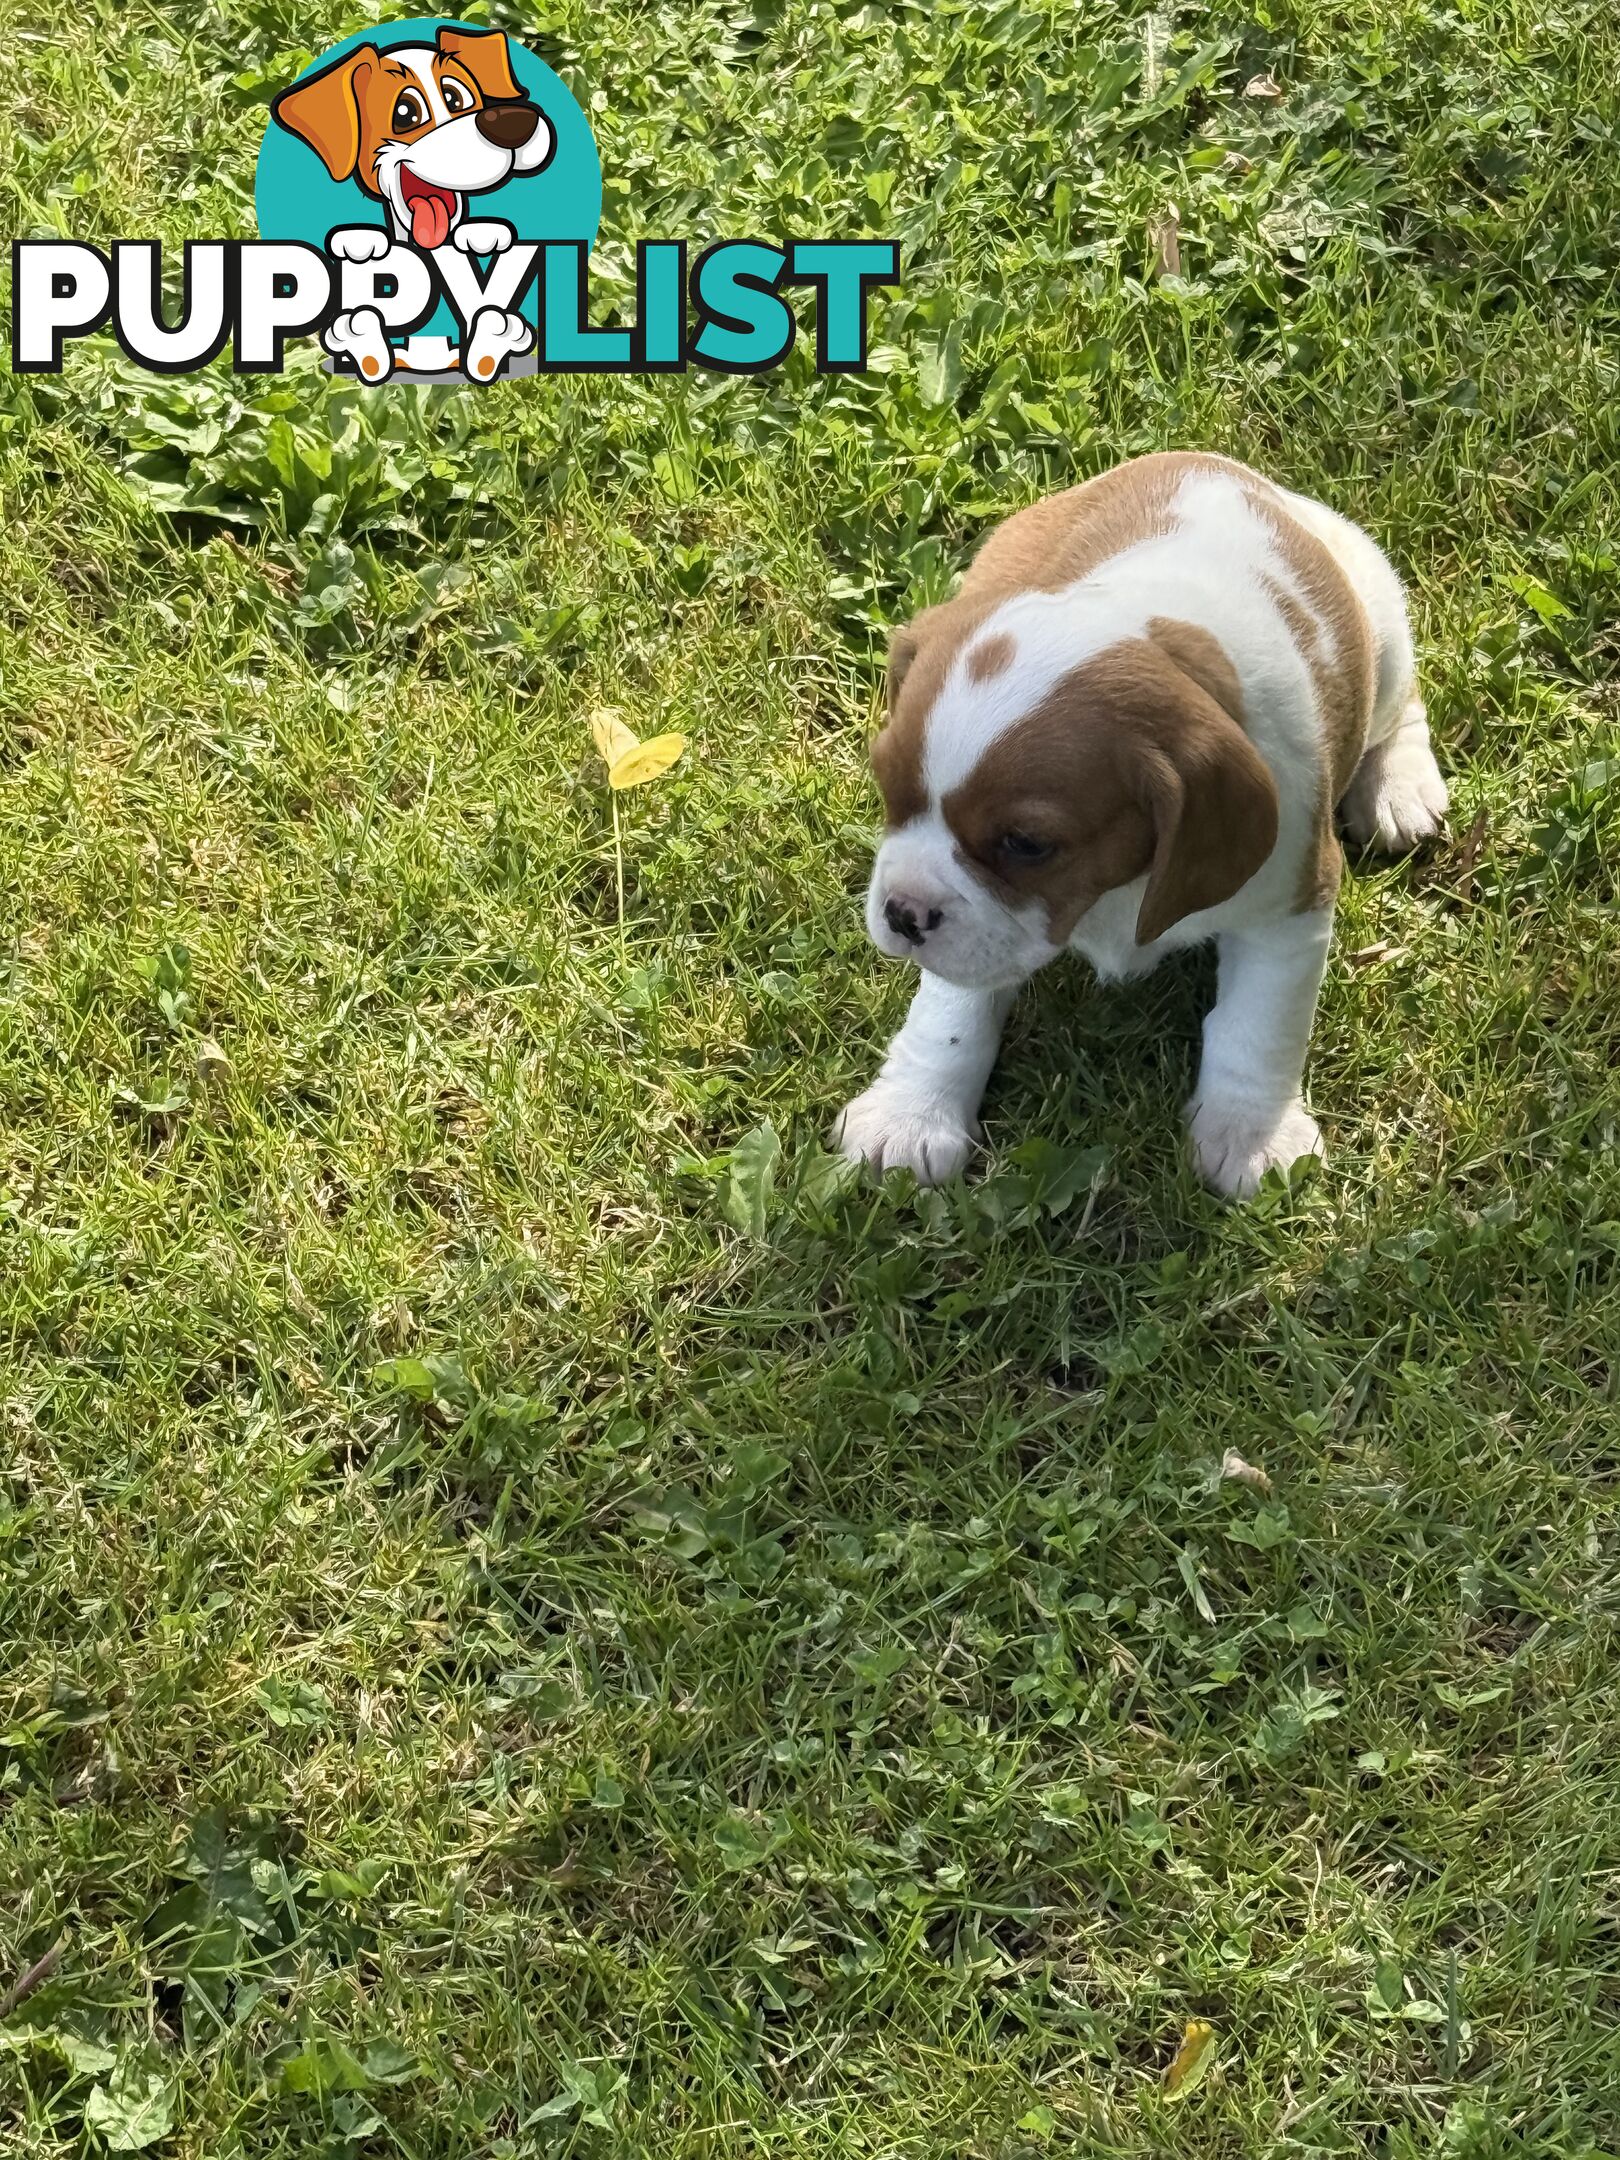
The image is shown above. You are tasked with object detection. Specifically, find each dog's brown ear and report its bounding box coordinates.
[1134,680,1279,944]
[886,603,951,714]
[887,623,922,712]
[872,609,948,827]
[438,27,524,102]
[271,46,375,182]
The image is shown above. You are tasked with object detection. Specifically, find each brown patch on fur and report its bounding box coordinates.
[872,604,971,828]
[964,452,1237,599]
[1146,617,1247,728]
[941,640,1279,946]
[870,452,1242,833]
[437,26,524,102]
[272,29,522,192]
[1241,481,1376,910]
[272,47,372,183]
[967,633,1015,683]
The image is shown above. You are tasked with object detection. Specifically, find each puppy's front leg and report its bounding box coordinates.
[453,220,516,257]
[1189,911,1333,1199]
[835,974,1015,1184]
[328,227,392,263]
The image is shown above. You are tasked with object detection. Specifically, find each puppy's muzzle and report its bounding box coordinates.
[476,102,542,149]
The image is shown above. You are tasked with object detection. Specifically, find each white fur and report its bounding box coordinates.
[370,46,553,249]
[1341,697,1448,850]
[841,460,1448,1197]
[462,306,533,381]
[328,226,392,264]
[322,306,394,381]
[835,975,1013,1183]
[454,220,515,256]
[394,46,450,122]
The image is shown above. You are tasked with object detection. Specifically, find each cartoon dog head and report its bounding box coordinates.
[271,28,554,251]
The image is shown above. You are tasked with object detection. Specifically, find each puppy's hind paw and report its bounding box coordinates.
[1341,736,1449,854]
[323,306,394,381]
[463,307,534,381]
[1190,1096,1323,1201]
[833,1085,975,1186]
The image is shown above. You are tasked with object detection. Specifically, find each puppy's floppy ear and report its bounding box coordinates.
[1134,679,1279,944]
[438,26,524,102]
[887,624,922,712]
[886,602,948,714]
[271,46,376,182]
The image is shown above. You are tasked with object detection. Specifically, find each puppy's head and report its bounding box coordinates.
[865,605,1278,989]
[272,29,554,249]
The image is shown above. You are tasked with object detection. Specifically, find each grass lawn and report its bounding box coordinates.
[3,0,1619,2152]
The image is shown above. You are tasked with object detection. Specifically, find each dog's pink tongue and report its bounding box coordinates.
[410,193,450,250]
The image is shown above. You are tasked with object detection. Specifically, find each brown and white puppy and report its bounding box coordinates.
[272,29,553,381]
[836,452,1447,1197]
[272,28,553,253]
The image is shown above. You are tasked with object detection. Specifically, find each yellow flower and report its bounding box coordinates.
[590,707,687,790]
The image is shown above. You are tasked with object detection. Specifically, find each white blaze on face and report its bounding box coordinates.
[373,51,452,248]
[374,48,517,248]
[921,595,1112,803]
[864,611,1071,989]
[865,599,1117,989]
[395,47,449,120]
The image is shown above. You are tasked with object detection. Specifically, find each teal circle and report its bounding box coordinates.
[254,16,600,346]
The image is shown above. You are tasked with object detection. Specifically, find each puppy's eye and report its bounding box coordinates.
[441,78,472,113]
[997,830,1055,865]
[391,89,428,131]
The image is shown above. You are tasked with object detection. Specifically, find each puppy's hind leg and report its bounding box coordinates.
[1303,509,1446,855]
[1340,692,1448,855]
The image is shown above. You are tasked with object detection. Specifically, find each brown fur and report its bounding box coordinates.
[1240,483,1376,910]
[876,453,1232,831]
[1145,615,1246,728]
[878,594,993,827]
[942,641,1279,946]
[870,452,1366,933]
[967,633,1015,683]
[272,29,523,194]
[963,452,1229,596]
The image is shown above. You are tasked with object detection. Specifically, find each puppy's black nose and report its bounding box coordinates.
[476,101,540,147]
[884,894,943,946]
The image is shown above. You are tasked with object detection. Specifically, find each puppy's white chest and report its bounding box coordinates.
[1067,881,1165,982]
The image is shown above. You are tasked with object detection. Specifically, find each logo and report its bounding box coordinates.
[10,18,899,385]
[258,19,590,383]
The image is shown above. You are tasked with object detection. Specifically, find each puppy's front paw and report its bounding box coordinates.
[454,220,515,256]
[833,1086,974,1186]
[1189,1096,1323,1200]
[328,226,392,263]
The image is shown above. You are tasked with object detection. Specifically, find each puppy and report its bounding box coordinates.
[272,28,554,252]
[272,28,553,381]
[837,452,1448,1198]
